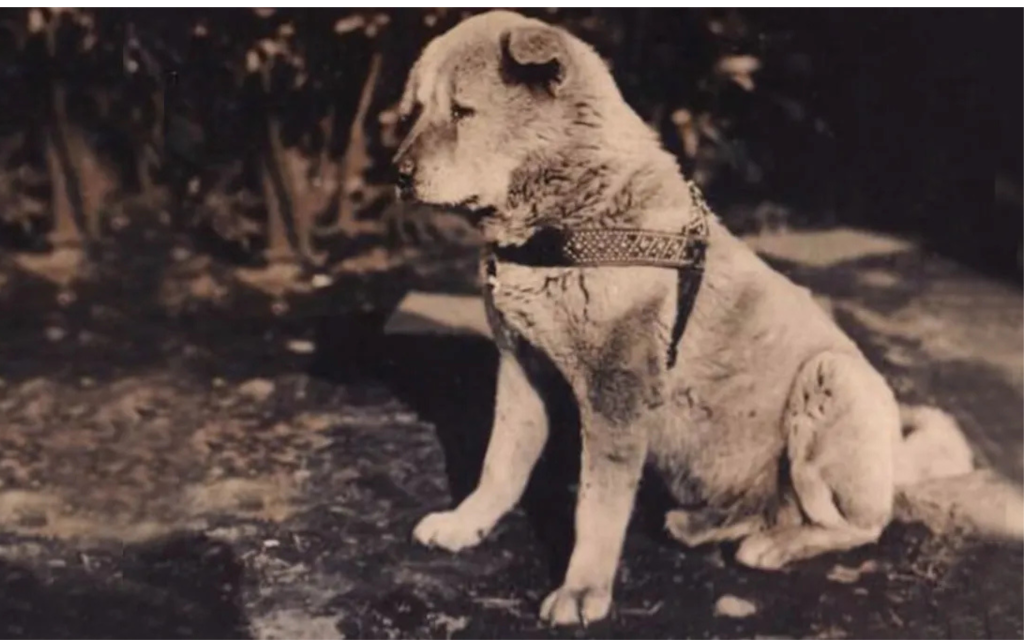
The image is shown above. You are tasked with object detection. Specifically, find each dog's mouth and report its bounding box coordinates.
[411,195,497,224]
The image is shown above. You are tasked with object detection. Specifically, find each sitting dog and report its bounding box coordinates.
[393,10,980,626]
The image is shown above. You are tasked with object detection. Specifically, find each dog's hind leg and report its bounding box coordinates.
[413,350,549,552]
[736,351,900,570]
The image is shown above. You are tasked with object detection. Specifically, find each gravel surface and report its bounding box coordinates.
[0,220,1020,639]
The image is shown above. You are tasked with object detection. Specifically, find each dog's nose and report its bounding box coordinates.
[395,159,416,200]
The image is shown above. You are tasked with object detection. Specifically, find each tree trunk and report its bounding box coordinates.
[44,125,81,248]
[42,30,115,249]
[260,125,294,264]
[335,48,383,234]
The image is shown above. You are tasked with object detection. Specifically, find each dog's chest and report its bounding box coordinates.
[485,262,587,356]
[484,259,673,368]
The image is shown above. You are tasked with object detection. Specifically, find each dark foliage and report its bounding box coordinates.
[0,8,1018,279]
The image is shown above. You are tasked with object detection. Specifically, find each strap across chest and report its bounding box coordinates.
[485,180,713,369]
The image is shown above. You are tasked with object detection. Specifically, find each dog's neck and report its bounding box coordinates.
[485,140,698,247]
[484,137,710,370]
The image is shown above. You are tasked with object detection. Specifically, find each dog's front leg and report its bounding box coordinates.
[413,350,549,552]
[540,392,648,626]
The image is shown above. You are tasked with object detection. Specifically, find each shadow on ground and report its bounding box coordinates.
[313,318,570,581]
[0,533,250,639]
[311,312,693,587]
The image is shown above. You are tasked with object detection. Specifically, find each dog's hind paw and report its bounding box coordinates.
[539,585,612,627]
[412,510,489,552]
[735,532,789,571]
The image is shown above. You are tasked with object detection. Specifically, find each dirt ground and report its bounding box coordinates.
[0,212,1021,639]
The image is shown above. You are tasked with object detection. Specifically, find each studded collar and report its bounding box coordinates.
[485,182,710,271]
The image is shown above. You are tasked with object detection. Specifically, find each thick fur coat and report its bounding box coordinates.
[393,11,991,627]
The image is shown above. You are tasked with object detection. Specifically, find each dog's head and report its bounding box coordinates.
[393,11,645,235]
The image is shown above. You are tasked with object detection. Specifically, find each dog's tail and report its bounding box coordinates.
[893,404,1023,541]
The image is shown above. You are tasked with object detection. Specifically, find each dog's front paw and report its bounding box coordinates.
[412,510,490,552]
[539,585,612,627]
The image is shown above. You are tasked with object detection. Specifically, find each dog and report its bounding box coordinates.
[393,10,996,627]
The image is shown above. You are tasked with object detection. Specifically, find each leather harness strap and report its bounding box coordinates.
[486,180,712,369]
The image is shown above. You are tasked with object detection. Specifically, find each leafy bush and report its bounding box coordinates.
[0,8,830,266]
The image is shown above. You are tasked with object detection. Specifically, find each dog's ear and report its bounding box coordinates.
[500,25,567,93]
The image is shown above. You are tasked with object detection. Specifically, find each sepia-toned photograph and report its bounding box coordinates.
[0,6,1020,638]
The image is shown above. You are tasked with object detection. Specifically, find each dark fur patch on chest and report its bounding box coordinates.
[585,299,666,424]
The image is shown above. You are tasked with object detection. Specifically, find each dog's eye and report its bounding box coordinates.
[450,101,475,122]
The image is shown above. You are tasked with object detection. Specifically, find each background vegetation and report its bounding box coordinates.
[0,8,1019,282]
